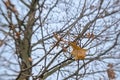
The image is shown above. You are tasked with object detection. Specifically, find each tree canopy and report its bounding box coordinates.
[0,0,120,80]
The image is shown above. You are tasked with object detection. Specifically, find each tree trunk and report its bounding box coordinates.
[16,38,32,80]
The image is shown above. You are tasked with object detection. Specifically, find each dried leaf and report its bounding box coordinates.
[9,24,15,30]
[11,6,19,15]
[107,64,115,79]
[53,33,61,41]
[85,33,95,39]
[71,49,86,60]
[15,32,20,39]
[3,0,19,15]
[69,42,87,60]
[62,46,67,52]
[107,68,115,79]
[3,0,10,8]
[69,42,81,50]
[108,63,113,68]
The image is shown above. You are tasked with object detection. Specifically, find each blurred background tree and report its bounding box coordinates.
[0,0,120,80]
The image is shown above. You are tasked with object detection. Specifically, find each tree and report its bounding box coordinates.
[0,0,120,80]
